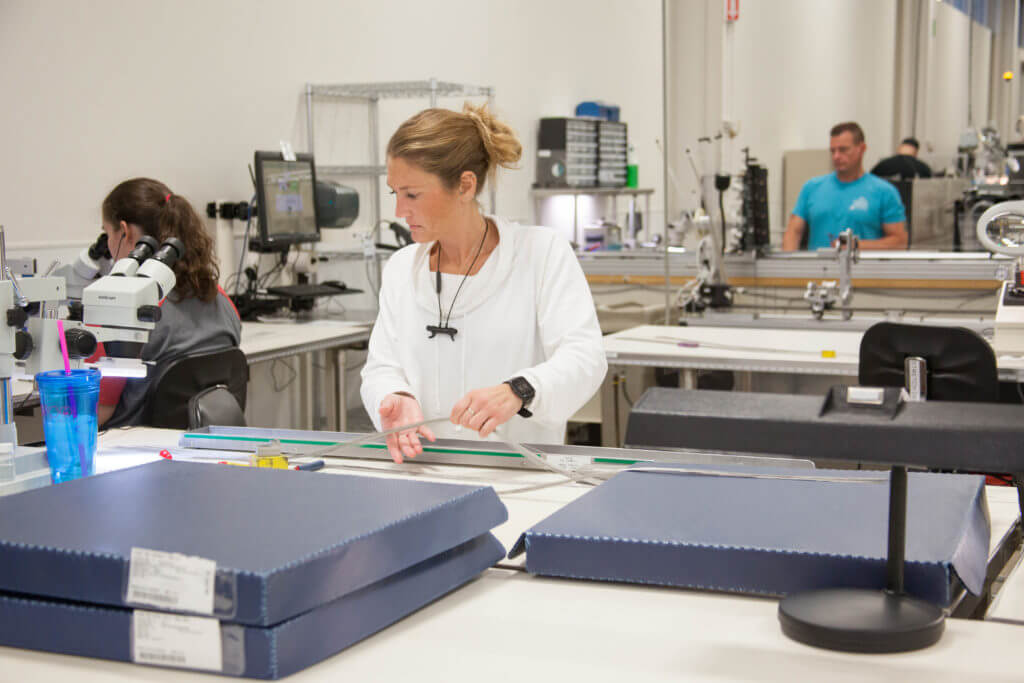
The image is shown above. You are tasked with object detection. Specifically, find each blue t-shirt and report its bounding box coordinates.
[792,172,906,250]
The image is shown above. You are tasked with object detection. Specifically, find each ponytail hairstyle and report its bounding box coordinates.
[386,102,522,194]
[101,178,219,302]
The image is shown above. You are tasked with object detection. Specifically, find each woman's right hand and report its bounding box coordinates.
[378,393,436,464]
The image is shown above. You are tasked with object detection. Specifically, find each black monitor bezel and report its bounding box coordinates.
[253,150,322,252]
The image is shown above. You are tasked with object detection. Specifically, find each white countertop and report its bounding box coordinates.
[1,427,1019,682]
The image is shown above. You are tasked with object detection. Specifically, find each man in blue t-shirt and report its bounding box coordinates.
[783,122,908,251]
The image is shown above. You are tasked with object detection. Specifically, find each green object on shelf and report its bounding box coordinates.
[626,144,638,188]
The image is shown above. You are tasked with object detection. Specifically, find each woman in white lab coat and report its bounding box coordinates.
[360,104,607,462]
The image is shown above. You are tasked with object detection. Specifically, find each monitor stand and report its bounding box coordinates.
[777,465,945,652]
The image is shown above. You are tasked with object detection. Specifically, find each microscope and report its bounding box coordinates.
[51,232,112,300]
[0,230,184,496]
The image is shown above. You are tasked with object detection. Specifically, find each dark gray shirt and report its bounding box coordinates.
[109,292,241,427]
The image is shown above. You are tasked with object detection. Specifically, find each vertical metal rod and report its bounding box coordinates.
[305,84,315,154]
[573,194,579,248]
[0,226,13,436]
[0,226,8,280]
[887,465,908,594]
[646,193,652,243]
[885,351,924,595]
[966,0,974,128]
[661,0,671,325]
[369,96,383,293]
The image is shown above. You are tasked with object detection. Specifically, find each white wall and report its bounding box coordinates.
[727,0,898,236]
[665,0,722,224]
[970,21,993,131]
[921,1,992,166]
[666,0,1003,243]
[667,0,898,239]
[0,0,664,294]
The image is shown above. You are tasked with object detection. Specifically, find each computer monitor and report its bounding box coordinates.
[253,151,321,251]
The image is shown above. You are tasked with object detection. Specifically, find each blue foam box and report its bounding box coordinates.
[0,532,504,679]
[510,465,989,605]
[0,460,507,625]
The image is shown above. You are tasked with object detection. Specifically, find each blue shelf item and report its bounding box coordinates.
[510,464,988,606]
[575,101,620,122]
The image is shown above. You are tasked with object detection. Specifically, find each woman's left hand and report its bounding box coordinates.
[451,384,523,438]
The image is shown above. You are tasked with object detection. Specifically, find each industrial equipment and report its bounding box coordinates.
[975,200,1024,354]
[0,228,185,496]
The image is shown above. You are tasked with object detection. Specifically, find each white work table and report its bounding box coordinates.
[11,321,373,436]
[239,320,371,431]
[239,319,370,364]
[5,568,1024,683]
[1,428,1022,682]
[605,324,1024,382]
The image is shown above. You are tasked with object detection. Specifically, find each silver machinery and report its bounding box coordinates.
[0,229,183,495]
[803,228,860,321]
[975,200,1024,355]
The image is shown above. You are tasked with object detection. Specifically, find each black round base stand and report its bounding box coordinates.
[778,588,945,653]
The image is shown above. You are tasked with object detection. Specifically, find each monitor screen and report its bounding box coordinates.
[253,151,321,250]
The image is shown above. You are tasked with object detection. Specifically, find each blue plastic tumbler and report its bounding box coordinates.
[36,368,101,484]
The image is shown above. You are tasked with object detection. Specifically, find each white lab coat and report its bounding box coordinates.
[360,215,607,446]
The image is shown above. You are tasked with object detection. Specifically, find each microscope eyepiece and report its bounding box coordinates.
[127,235,159,265]
[152,238,186,269]
[88,232,111,261]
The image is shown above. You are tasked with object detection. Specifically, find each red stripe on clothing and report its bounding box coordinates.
[218,285,240,319]
[98,376,126,407]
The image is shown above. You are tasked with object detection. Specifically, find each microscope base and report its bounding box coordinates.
[0,446,51,498]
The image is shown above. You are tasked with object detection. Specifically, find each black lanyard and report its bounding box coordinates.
[426,220,489,340]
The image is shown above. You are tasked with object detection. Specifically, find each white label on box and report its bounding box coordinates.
[537,149,552,158]
[126,547,216,615]
[545,454,591,474]
[847,386,885,405]
[133,610,222,672]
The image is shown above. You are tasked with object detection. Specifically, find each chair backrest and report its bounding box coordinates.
[143,347,249,429]
[858,322,999,402]
[188,385,247,430]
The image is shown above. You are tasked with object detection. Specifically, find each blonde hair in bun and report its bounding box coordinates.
[386,102,522,194]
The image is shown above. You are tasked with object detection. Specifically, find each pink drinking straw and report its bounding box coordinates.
[56,320,71,374]
[55,320,87,475]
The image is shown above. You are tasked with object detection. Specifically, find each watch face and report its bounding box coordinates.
[510,377,534,403]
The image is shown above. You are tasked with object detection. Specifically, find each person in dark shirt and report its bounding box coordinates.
[95,178,241,427]
[871,137,933,180]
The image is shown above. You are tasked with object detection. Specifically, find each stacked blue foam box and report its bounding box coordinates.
[0,460,508,678]
[510,464,990,605]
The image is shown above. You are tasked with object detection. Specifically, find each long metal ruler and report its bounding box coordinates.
[179,425,813,472]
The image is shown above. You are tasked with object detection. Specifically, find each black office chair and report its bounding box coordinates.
[859,322,998,402]
[858,321,1024,565]
[142,347,249,429]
